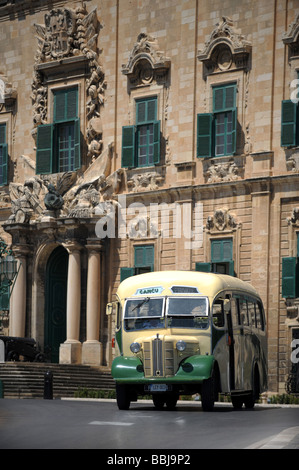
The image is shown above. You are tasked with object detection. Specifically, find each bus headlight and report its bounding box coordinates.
[130,342,141,354]
[176,340,186,352]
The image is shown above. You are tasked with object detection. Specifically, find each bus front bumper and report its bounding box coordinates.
[111,354,215,385]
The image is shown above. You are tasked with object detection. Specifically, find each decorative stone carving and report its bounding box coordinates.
[43,172,77,212]
[127,171,164,192]
[128,215,158,239]
[198,17,251,75]
[283,14,299,59]
[122,33,170,87]
[203,158,242,183]
[8,177,47,223]
[32,5,106,162]
[0,74,17,112]
[287,208,299,226]
[206,208,238,232]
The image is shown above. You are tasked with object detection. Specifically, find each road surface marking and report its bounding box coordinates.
[247,426,299,449]
[89,421,133,426]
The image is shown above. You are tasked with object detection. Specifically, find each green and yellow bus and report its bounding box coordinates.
[107,271,267,411]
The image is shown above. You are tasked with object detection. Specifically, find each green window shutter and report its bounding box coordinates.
[282,257,297,298]
[153,120,161,165]
[228,260,235,277]
[136,97,157,124]
[231,108,237,155]
[197,113,213,158]
[66,88,78,120]
[120,267,135,282]
[74,118,81,170]
[213,84,236,112]
[54,88,78,122]
[0,143,8,185]
[134,245,154,271]
[122,125,136,168]
[211,239,233,262]
[0,124,5,144]
[195,262,212,273]
[281,100,297,147]
[36,124,54,174]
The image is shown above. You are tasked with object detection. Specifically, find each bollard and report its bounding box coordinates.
[44,370,53,400]
[0,379,4,398]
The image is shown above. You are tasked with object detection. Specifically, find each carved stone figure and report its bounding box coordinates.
[206,208,238,232]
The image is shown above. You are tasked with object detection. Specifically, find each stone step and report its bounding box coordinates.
[0,362,115,399]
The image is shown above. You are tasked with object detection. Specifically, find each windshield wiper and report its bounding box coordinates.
[132,297,150,312]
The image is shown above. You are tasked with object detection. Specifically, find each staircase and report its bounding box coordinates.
[0,363,115,399]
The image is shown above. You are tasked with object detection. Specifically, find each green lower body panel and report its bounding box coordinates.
[112,355,215,385]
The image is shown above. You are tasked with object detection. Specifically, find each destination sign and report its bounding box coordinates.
[134,286,164,295]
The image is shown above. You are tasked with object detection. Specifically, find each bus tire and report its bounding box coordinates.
[153,395,165,410]
[201,376,215,411]
[116,384,131,410]
[165,393,178,410]
[244,368,260,409]
[231,396,243,410]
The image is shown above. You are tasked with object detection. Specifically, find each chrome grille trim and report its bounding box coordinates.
[142,338,175,377]
[153,337,163,376]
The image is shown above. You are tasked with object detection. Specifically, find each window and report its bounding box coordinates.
[282,233,299,298]
[120,245,154,281]
[0,123,8,186]
[197,83,237,158]
[121,97,160,168]
[196,238,235,276]
[36,87,81,174]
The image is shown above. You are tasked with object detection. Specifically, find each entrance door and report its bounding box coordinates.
[44,246,68,363]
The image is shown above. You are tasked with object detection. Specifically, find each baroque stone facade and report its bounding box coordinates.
[0,0,299,393]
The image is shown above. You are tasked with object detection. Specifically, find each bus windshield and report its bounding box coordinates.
[124,297,164,331]
[167,297,209,329]
[124,296,209,331]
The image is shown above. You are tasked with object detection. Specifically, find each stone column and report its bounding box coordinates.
[82,241,103,366]
[9,248,28,338]
[59,242,82,364]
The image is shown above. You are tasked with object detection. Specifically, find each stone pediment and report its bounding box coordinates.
[122,33,170,87]
[198,17,251,74]
[283,14,299,59]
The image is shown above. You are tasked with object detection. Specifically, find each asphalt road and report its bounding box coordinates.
[0,398,298,451]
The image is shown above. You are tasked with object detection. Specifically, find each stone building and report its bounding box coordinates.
[0,0,298,393]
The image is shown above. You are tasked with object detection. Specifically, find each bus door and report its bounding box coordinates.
[230,296,244,390]
[225,296,235,391]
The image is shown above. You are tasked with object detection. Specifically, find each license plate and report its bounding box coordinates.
[148,384,168,392]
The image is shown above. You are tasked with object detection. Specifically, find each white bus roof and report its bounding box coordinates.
[116,271,260,300]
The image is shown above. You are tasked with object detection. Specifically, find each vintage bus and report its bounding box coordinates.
[107,271,267,411]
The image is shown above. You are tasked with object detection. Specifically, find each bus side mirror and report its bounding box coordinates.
[106,303,113,316]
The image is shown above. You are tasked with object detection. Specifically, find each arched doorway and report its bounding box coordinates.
[44,246,68,363]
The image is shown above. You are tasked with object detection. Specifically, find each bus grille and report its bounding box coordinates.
[143,338,175,377]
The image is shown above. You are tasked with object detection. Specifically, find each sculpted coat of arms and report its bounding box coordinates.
[44,9,76,59]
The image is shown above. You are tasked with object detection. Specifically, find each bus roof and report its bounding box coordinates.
[116,271,260,300]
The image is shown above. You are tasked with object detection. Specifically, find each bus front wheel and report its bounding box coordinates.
[201,376,215,411]
[116,384,131,410]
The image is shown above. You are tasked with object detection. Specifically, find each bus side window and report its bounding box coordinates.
[116,302,122,330]
[212,300,225,328]
[231,297,239,326]
[239,299,248,326]
[248,301,256,328]
[256,301,264,331]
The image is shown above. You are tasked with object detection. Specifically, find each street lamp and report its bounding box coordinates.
[0,254,18,283]
[0,241,19,320]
